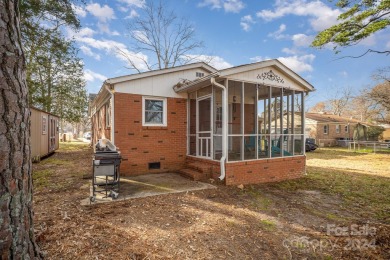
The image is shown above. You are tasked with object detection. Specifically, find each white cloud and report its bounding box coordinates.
[84,69,107,82]
[277,54,315,73]
[223,0,245,13]
[74,36,149,71]
[257,0,341,31]
[281,47,298,55]
[292,33,314,47]
[198,0,222,10]
[77,27,96,37]
[268,23,287,39]
[125,9,139,19]
[387,40,390,49]
[198,0,245,13]
[240,15,255,31]
[72,4,87,18]
[80,45,101,60]
[249,56,271,63]
[86,3,116,22]
[96,23,120,36]
[185,55,233,69]
[117,0,145,8]
[339,71,348,77]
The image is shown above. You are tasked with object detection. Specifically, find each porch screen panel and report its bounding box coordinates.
[283,89,294,156]
[257,85,270,159]
[188,92,197,156]
[228,136,242,161]
[228,81,242,135]
[244,83,256,160]
[214,87,223,160]
[270,87,283,158]
[294,91,304,155]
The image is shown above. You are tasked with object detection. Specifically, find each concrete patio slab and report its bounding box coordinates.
[81,172,216,205]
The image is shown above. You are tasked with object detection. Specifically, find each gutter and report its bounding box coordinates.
[174,72,219,93]
[104,83,115,145]
[210,77,226,181]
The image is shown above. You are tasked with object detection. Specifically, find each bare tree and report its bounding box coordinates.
[0,0,40,258]
[123,1,204,72]
[327,86,353,116]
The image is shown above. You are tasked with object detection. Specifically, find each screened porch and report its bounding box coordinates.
[187,80,305,162]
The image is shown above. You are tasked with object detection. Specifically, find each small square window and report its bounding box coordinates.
[142,97,167,126]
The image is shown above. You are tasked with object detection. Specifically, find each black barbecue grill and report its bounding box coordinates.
[90,139,121,202]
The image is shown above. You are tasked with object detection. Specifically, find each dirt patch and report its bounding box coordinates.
[81,172,216,205]
[33,143,390,259]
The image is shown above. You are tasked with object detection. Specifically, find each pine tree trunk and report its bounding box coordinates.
[0,0,40,258]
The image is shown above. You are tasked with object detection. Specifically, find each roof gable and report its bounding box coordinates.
[219,59,314,91]
[106,62,217,85]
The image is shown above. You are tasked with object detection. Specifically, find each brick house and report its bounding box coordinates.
[90,60,314,185]
[305,112,370,147]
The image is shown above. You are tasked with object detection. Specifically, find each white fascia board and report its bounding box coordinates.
[106,62,217,85]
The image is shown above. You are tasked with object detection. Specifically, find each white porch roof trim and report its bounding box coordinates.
[174,59,315,93]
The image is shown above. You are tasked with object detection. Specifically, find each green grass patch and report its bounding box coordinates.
[40,157,72,166]
[259,219,276,231]
[33,169,54,188]
[246,186,272,210]
[59,142,90,152]
[272,169,390,222]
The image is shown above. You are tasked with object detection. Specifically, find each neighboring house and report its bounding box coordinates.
[376,123,390,141]
[90,60,314,185]
[30,107,59,161]
[305,112,371,147]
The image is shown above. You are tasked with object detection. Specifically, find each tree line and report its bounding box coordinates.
[21,0,87,131]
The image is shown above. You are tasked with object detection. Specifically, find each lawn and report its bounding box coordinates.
[32,143,390,259]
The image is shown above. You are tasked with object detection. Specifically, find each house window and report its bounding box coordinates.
[42,116,47,135]
[345,125,349,132]
[142,96,167,126]
[336,124,340,133]
[324,125,328,135]
[105,102,111,127]
[196,72,204,78]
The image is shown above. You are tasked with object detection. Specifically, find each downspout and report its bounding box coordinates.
[210,77,226,181]
[104,83,115,145]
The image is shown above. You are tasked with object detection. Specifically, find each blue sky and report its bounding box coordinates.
[69,0,390,108]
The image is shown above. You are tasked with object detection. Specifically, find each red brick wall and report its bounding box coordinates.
[225,156,306,185]
[114,93,187,176]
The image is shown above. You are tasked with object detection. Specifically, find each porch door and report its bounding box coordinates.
[197,95,212,158]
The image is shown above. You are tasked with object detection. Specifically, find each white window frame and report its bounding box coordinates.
[142,96,167,126]
[345,125,349,132]
[323,124,328,135]
[336,124,340,133]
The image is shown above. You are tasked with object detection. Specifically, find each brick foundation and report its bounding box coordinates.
[225,155,306,185]
[185,155,305,185]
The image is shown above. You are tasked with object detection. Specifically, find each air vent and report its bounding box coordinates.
[148,162,161,170]
[196,72,204,78]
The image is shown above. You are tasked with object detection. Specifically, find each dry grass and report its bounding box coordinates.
[32,144,390,259]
